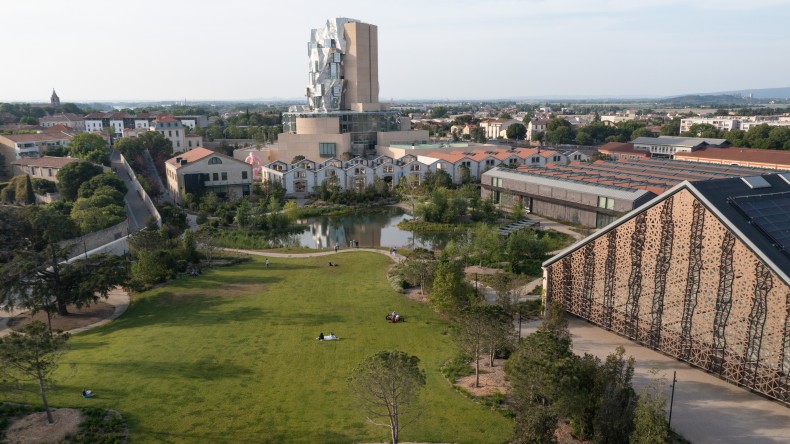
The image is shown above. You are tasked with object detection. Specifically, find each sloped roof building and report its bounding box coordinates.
[543,173,790,404]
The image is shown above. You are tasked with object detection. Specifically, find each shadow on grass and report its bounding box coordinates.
[68,358,254,382]
[134,429,354,443]
[95,295,269,333]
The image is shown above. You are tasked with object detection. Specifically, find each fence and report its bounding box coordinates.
[60,219,130,259]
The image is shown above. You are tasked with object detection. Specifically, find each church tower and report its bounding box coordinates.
[51,89,60,106]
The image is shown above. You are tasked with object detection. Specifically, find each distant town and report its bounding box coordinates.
[2,15,790,444]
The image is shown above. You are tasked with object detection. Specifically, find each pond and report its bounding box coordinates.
[291,206,453,250]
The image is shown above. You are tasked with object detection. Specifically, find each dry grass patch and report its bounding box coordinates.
[9,303,115,332]
[5,408,82,444]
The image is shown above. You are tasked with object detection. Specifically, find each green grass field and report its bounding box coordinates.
[23,252,512,443]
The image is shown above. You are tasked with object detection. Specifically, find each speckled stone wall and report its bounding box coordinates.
[545,188,790,403]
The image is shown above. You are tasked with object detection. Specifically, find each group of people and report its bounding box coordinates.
[317,332,338,341]
[348,240,359,248]
[328,262,339,267]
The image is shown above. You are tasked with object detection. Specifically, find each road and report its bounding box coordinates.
[110,150,154,230]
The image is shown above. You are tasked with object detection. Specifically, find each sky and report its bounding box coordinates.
[4,0,790,102]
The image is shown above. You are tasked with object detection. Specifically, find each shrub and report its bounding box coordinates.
[441,355,475,383]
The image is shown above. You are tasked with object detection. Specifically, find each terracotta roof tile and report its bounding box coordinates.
[11,156,78,168]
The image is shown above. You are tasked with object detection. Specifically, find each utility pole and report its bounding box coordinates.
[668,371,677,427]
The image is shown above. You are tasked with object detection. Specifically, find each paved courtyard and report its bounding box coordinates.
[522,317,790,444]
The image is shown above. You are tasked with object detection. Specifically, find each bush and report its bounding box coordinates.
[441,355,475,383]
[65,408,127,443]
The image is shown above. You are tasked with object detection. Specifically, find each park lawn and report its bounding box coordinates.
[27,252,511,443]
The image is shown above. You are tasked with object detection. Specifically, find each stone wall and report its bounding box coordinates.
[60,219,129,259]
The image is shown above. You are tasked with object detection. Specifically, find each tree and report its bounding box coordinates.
[506,123,527,140]
[430,257,471,312]
[505,328,575,444]
[592,346,637,442]
[349,350,426,444]
[67,133,110,165]
[400,248,437,295]
[659,118,681,136]
[137,131,174,158]
[631,127,657,140]
[630,370,670,444]
[454,305,489,388]
[77,171,128,198]
[291,155,305,164]
[0,321,69,424]
[56,161,103,201]
[113,136,144,160]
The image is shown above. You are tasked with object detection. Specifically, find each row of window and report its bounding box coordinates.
[196,171,249,182]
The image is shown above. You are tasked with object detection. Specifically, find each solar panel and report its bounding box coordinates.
[741,176,772,189]
[732,193,790,252]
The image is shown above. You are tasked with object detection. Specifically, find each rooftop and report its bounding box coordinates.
[632,136,729,147]
[11,156,78,169]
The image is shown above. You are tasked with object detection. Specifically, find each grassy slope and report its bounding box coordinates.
[31,253,510,443]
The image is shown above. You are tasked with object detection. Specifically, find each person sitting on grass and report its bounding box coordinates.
[325,332,338,340]
[318,332,325,341]
[82,389,94,398]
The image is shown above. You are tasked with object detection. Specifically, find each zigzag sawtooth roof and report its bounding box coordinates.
[484,167,653,200]
[632,135,729,147]
[511,158,782,195]
[544,173,790,287]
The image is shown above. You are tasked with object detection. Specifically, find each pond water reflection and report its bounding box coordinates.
[291,207,451,250]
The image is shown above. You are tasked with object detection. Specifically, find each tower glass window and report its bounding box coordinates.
[319,142,336,158]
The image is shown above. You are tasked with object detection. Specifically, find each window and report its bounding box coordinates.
[169,130,172,137]
[553,156,561,161]
[383,165,393,173]
[597,196,615,210]
[242,171,248,180]
[177,141,180,147]
[221,172,228,180]
[327,170,336,177]
[295,171,307,178]
[189,140,193,147]
[492,177,503,187]
[410,164,420,171]
[213,172,219,181]
[31,167,37,175]
[208,157,222,165]
[531,157,540,163]
[48,168,53,177]
[319,142,336,158]
[176,130,179,137]
[202,173,209,181]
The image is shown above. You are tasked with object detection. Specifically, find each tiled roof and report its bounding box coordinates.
[166,147,239,169]
[11,156,78,168]
[153,115,179,123]
[0,133,71,142]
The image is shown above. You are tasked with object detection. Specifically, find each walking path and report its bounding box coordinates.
[519,317,790,444]
[0,287,130,338]
[221,247,405,262]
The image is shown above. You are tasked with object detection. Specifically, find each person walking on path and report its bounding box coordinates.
[265,258,270,269]
[335,244,339,253]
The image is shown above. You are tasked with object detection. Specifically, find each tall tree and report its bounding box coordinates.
[506,123,527,140]
[349,350,426,444]
[67,133,110,165]
[56,161,103,201]
[454,305,489,388]
[0,321,69,424]
[430,257,470,313]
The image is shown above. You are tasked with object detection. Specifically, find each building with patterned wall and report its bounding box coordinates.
[543,173,790,404]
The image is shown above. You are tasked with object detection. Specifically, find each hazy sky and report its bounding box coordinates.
[5,0,790,102]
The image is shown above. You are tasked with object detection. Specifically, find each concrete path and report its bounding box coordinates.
[520,317,790,444]
[0,287,130,338]
[221,247,404,262]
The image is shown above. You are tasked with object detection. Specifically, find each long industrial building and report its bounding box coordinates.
[543,173,790,404]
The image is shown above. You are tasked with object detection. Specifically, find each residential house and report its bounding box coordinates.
[10,156,78,182]
[165,147,252,204]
